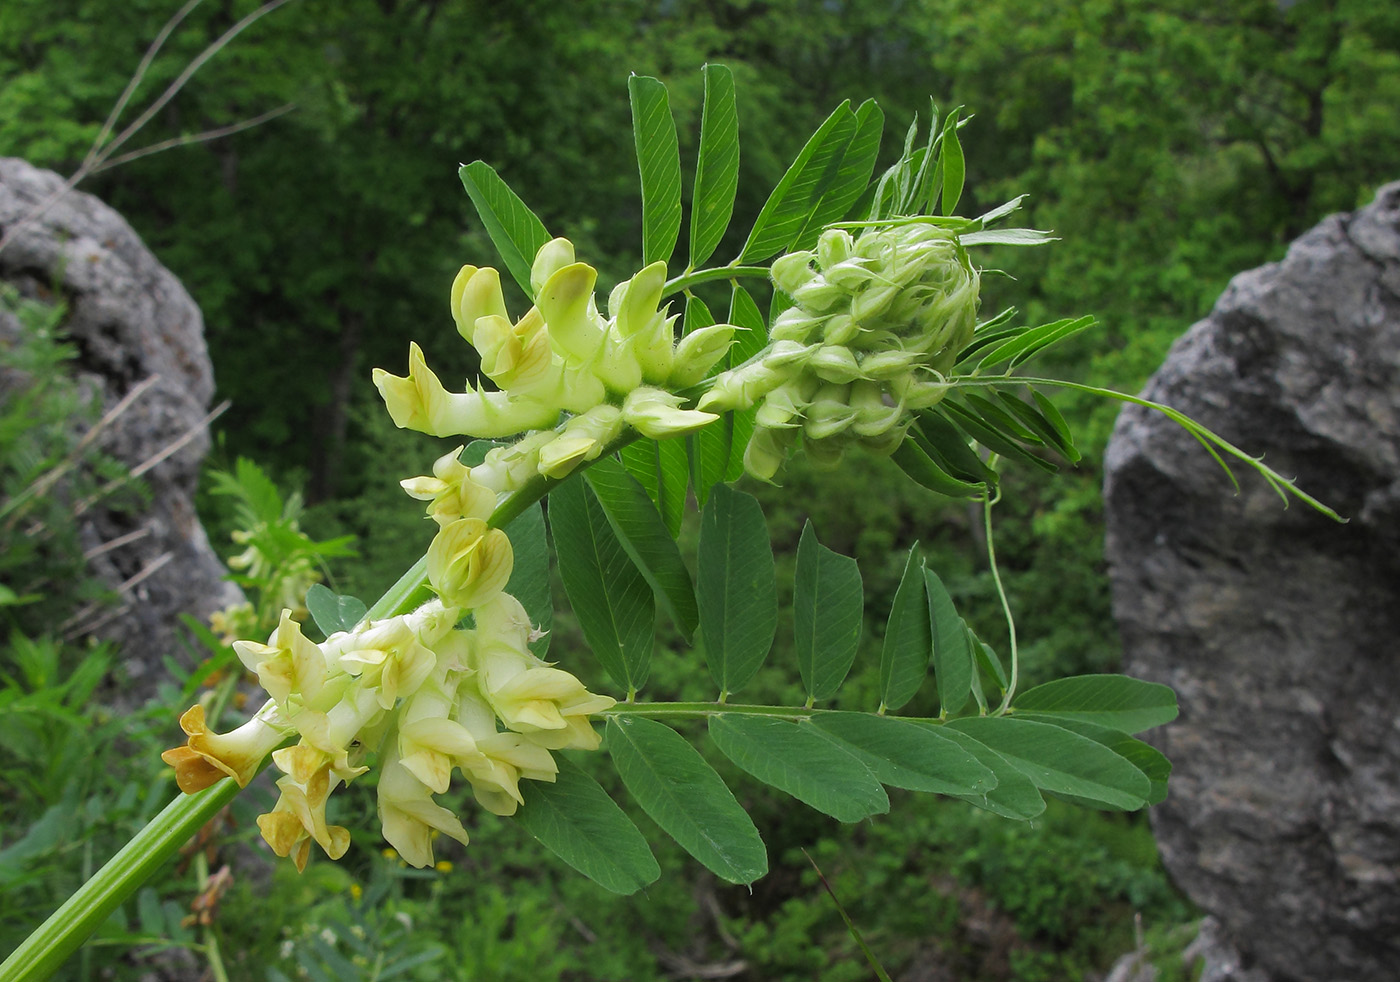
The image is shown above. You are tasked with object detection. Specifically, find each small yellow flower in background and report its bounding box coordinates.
[434,860,453,873]
[621,387,718,440]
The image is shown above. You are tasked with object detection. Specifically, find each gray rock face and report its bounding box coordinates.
[1103,182,1400,981]
[0,157,239,695]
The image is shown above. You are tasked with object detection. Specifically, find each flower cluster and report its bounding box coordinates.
[163,461,613,870]
[698,222,980,479]
[372,238,733,493]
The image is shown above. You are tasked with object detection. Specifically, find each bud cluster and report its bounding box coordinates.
[164,488,613,870]
[698,222,980,479]
[372,238,734,493]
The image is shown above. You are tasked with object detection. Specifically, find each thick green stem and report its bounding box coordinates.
[0,779,240,982]
[663,264,771,298]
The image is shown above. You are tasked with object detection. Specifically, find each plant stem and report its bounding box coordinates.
[0,779,240,982]
[663,264,771,298]
[983,486,1019,716]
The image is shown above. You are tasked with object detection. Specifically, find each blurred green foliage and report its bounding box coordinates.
[3,0,1398,978]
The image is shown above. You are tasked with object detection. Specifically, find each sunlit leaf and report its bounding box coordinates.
[879,544,931,712]
[518,756,659,895]
[698,485,777,697]
[459,161,551,299]
[808,713,995,796]
[549,478,653,693]
[946,717,1151,810]
[1011,675,1179,734]
[791,99,884,249]
[794,522,863,702]
[629,74,682,266]
[709,715,888,822]
[738,102,856,262]
[690,63,740,267]
[585,457,698,643]
[607,716,767,883]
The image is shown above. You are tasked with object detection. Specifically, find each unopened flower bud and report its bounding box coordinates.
[792,274,845,312]
[770,250,816,295]
[622,387,717,439]
[770,308,824,343]
[668,323,736,387]
[816,228,853,270]
[849,380,903,436]
[742,424,796,482]
[809,344,864,384]
[804,383,857,440]
[822,313,859,345]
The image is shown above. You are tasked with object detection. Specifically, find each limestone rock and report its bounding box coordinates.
[0,157,240,695]
[1103,182,1400,981]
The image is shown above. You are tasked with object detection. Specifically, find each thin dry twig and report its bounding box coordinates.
[73,398,230,515]
[0,0,298,255]
[82,524,154,560]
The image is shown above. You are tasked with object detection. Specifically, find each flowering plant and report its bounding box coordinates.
[0,68,1338,982]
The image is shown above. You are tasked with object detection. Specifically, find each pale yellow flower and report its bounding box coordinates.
[425,518,513,609]
[400,446,497,526]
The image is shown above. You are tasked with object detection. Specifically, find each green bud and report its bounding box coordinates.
[771,250,816,296]
[822,314,859,346]
[792,275,845,312]
[803,383,856,440]
[668,324,736,388]
[770,308,825,343]
[808,344,864,384]
[815,228,853,270]
[849,380,903,437]
[742,425,795,482]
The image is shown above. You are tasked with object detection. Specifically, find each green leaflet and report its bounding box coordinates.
[940,109,965,216]
[723,285,765,481]
[690,64,740,268]
[686,295,729,507]
[807,713,995,796]
[620,438,687,539]
[1011,674,1179,734]
[629,74,682,267]
[924,567,971,716]
[518,756,659,896]
[697,485,777,697]
[584,456,698,643]
[937,727,1046,821]
[946,716,1151,811]
[304,584,366,637]
[607,716,767,884]
[793,522,863,702]
[1016,714,1171,805]
[791,99,884,250]
[458,161,552,300]
[891,439,986,499]
[977,314,1096,371]
[738,101,857,262]
[879,544,931,712]
[549,477,653,694]
[708,715,888,823]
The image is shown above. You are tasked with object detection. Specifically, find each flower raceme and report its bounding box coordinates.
[163,571,614,871]
[372,238,737,494]
[698,221,981,479]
